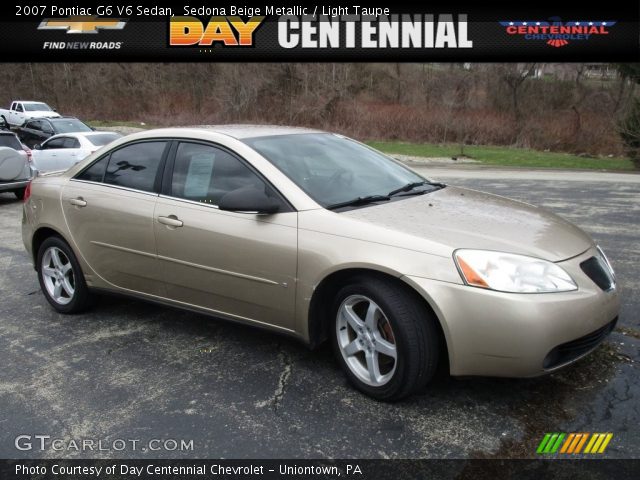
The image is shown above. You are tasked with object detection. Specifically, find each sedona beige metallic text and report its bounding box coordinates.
[22,126,620,400]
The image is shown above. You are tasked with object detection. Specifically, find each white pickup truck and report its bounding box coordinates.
[0,100,60,127]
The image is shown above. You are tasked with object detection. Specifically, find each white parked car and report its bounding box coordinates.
[31,132,122,173]
[0,100,60,128]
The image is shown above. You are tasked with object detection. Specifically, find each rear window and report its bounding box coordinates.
[23,103,52,112]
[51,119,92,133]
[86,133,121,147]
[0,134,22,150]
[76,156,108,183]
[104,141,167,192]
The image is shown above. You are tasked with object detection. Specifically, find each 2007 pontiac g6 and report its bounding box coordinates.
[22,126,620,400]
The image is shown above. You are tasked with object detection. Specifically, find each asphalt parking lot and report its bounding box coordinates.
[0,166,638,459]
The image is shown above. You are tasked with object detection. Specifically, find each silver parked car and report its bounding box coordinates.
[22,126,620,400]
[0,131,32,199]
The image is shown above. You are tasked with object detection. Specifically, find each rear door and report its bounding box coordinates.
[154,141,298,330]
[59,137,83,169]
[61,140,170,296]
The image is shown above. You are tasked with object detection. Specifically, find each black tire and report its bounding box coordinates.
[13,188,25,200]
[331,275,439,401]
[37,236,92,314]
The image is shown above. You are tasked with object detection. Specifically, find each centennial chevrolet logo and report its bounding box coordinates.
[38,16,126,34]
[499,19,616,47]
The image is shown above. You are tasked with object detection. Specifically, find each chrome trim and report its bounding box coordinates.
[158,194,220,209]
[90,240,279,286]
[157,254,280,286]
[69,179,160,197]
[90,240,156,259]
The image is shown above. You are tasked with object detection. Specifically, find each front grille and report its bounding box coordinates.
[543,318,617,369]
[580,256,614,291]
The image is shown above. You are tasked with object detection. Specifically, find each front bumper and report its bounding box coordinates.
[404,246,620,377]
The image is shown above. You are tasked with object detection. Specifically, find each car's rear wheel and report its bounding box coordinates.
[37,236,91,313]
[13,188,25,199]
[332,276,439,401]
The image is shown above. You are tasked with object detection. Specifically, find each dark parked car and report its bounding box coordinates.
[16,117,93,148]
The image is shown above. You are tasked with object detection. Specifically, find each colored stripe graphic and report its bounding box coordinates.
[598,433,614,453]
[538,433,613,454]
[537,433,565,454]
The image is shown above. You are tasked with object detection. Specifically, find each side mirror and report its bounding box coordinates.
[218,187,280,214]
[34,144,41,150]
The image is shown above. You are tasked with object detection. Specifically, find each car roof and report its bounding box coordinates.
[186,124,325,139]
[0,130,18,136]
[46,131,119,140]
[18,100,49,104]
[49,116,81,121]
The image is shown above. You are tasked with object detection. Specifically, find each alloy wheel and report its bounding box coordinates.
[41,246,75,305]
[336,295,398,387]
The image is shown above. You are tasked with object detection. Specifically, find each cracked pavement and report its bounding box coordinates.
[0,166,638,459]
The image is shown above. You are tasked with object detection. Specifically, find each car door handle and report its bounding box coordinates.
[158,215,183,228]
[69,197,87,207]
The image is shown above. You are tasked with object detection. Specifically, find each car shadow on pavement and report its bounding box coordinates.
[79,292,630,458]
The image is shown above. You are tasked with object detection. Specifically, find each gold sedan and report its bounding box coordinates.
[22,126,620,400]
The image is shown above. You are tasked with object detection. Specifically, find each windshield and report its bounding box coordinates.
[86,133,121,146]
[244,133,426,207]
[23,103,52,112]
[0,134,22,150]
[51,119,92,134]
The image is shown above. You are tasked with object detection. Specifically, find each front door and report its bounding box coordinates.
[154,141,298,331]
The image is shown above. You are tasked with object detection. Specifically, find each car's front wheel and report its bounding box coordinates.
[37,236,91,313]
[332,276,439,401]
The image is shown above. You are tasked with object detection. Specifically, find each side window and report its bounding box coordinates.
[104,141,166,192]
[76,156,109,182]
[63,137,80,148]
[170,142,270,205]
[44,137,66,149]
[16,104,24,112]
[27,121,41,131]
[41,121,54,134]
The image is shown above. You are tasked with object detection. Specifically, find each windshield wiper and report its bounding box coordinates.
[388,180,446,197]
[326,194,390,210]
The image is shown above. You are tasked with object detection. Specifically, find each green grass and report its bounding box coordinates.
[367,141,636,171]
[87,120,154,129]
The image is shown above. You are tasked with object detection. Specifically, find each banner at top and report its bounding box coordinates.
[0,1,637,61]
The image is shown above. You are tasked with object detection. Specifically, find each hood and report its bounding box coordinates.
[341,186,593,262]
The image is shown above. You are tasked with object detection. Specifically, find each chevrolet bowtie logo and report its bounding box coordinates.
[38,16,126,34]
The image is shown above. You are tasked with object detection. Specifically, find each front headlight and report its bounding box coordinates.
[454,249,577,293]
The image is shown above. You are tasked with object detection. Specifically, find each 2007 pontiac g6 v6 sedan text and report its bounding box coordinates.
[22,126,620,400]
